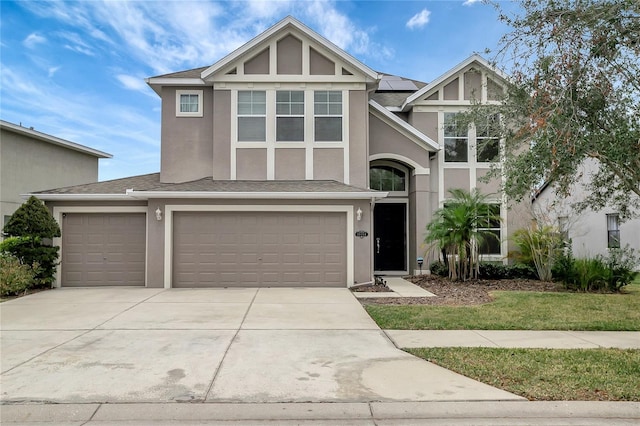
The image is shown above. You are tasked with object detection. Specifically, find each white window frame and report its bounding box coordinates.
[276,90,305,142]
[477,203,502,257]
[475,114,501,163]
[176,90,203,117]
[314,90,343,142]
[443,112,469,163]
[237,90,267,142]
[607,213,620,249]
[369,161,408,197]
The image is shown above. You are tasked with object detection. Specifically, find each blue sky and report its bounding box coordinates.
[0,0,516,181]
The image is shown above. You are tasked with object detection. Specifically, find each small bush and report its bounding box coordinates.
[553,246,638,292]
[478,262,537,280]
[0,252,38,297]
[429,261,449,277]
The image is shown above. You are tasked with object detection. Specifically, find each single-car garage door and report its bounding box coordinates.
[172,212,347,287]
[61,213,146,287]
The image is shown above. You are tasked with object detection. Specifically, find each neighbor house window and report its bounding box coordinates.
[607,214,620,248]
[369,165,406,193]
[314,91,342,141]
[476,114,500,162]
[444,112,468,162]
[276,90,304,141]
[558,216,569,241]
[478,204,501,255]
[176,90,203,117]
[237,90,266,141]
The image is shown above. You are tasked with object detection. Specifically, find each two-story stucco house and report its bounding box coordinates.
[34,17,523,289]
[1,120,111,233]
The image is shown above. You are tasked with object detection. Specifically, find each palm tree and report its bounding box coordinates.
[425,189,501,281]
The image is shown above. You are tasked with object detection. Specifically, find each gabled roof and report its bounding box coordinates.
[0,120,112,158]
[31,173,386,200]
[400,54,509,110]
[200,16,380,82]
[369,100,440,152]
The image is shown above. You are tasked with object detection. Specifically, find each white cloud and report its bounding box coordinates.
[406,9,431,30]
[48,66,61,78]
[463,0,482,6]
[57,31,96,56]
[23,33,47,48]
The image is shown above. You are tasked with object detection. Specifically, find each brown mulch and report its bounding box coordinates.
[358,275,564,306]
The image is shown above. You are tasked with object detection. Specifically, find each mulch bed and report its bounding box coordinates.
[358,275,564,306]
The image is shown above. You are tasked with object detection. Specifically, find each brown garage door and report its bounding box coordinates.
[61,213,146,287]
[172,211,347,287]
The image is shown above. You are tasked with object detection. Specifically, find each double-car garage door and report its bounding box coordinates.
[172,212,347,287]
[61,211,347,287]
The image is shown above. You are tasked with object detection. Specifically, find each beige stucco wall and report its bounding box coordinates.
[444,169,470,194]
[212,90,232,180]
[275,148,305,180]
[409,111,438,142]
[277,35,302,75]
[443,78,459,100]
[313,148,344,181]
[244,48,270,74]
[368,115,430,169]
[349,90,369,188]
[160,86,214,183]
[464,70,482,100]
[476,168,500,195]
[236,149,267,180]
[310,47,335,75]
[1,130,99,225]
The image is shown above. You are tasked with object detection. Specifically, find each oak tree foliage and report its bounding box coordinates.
[475,0,640,218]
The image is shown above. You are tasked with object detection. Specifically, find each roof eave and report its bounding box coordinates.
[126,189,388,200]
[26,193,131,201]
[1,120,112,159]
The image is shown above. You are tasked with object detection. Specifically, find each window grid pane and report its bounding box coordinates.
[478,203,501,255]
[607,214,620,248]
[444,113,468,162]
[314,90,342,141]
[276,91,304,142]
[180,94,199,113]
[238,90,266,142]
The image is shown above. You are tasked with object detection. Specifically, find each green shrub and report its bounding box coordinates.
[0,252,38,297]
[553,246,638,292]
[429,261,449,277]
[2,197,60,288]
[478,262,537,280]
[511,225,562,281]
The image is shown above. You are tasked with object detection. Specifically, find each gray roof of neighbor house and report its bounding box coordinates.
[31,173,385,200]
[0,120,112,158]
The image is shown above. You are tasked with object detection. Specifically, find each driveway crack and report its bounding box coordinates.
[203,288,259,401]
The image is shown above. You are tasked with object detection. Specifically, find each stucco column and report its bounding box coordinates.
[411,173,432,275]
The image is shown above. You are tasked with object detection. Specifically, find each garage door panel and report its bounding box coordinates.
[172,211,346,287]
[62,213,145,287]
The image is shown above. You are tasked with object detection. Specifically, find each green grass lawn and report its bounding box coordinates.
[366,282,640,330]
[408,347,640,401]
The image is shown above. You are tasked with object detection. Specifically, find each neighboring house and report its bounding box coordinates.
[0,120,111,233]
[533,159,640,258]
[33,16,529,289]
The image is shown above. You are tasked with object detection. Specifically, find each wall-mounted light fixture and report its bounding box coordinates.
[155,207,162,221]
[356,208,363,221]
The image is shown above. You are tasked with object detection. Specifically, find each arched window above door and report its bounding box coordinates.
[370,164,407,195]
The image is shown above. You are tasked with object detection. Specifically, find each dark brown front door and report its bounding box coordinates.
[373,203,406,272]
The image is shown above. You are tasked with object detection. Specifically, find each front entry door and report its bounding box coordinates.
[373,203,407,272]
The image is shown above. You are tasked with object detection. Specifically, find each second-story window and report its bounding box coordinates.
[276,90,304,141]
[444,112,468,162]
[238,90,266,141]
[176,90,203,117]
[314,91,342,141]
[476,114,500,162]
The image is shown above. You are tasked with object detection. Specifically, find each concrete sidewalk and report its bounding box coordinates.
[2,401,639,425]
[385,330,640,349]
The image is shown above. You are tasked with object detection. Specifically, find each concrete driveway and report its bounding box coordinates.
[0,287,522,404]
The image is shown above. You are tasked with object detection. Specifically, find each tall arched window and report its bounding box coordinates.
[370,164,407,194]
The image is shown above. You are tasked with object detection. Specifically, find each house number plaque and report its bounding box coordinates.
[355,230,368,239]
